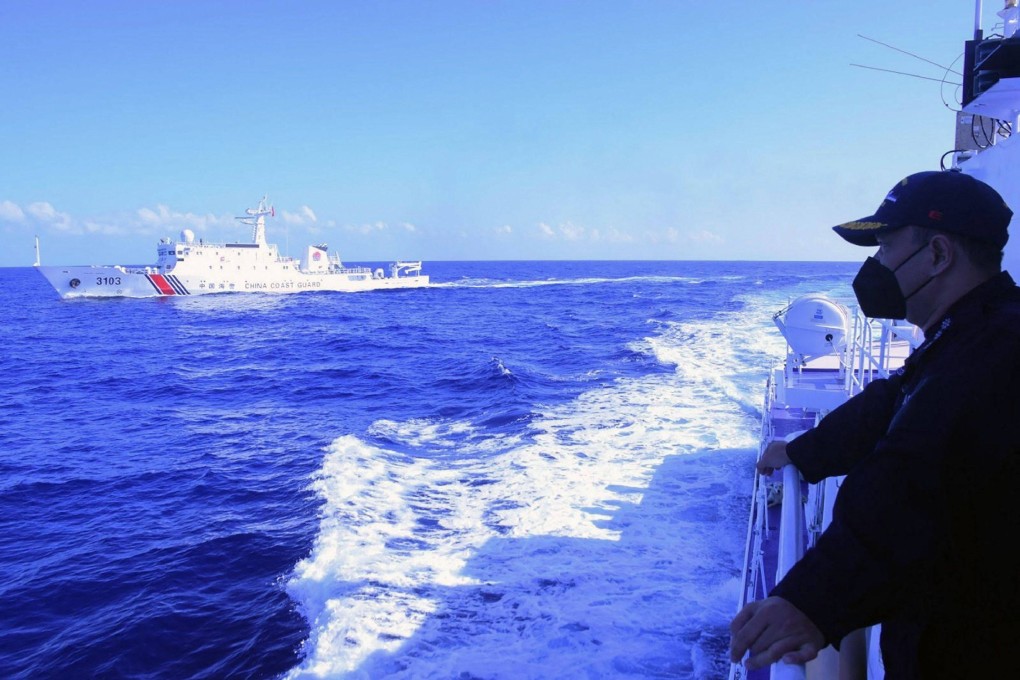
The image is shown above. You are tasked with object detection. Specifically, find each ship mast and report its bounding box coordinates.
[236,196,274,245]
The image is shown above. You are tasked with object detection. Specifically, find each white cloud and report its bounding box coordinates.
[0,200,25,222]
[83,220,128,235]
[281,205,318,225]
[689,229,724,244]
[560,222,585,241]
[401,222,417,232]
[136,206,169,226]
[494,224,512,235]
[347,221,388,235]
[7,198,272,241]
[28,202,74,231]
[28,202,56,219]
[0,199,84,234]
[136,204,223,232]
[639,226,724,246]
[603,226,635,243]
[536,221,611,242]
[589,228,628,242]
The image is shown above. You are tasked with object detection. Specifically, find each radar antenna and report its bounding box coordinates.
[235,195,274,245]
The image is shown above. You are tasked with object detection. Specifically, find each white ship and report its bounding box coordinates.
[35,197,429,298]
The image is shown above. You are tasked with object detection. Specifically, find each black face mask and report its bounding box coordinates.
[852,242,934,319]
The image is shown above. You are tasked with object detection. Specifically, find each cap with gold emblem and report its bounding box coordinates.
[833,170,1012,249]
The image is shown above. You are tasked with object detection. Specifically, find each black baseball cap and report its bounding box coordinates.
[832,170,1012,249]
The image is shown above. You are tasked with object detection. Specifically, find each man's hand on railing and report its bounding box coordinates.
[729,596,824,671]
[757,440,791,476]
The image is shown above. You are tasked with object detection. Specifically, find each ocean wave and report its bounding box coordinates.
[286,329,766,677]
[434,273,741,289]
[0,261,856,679]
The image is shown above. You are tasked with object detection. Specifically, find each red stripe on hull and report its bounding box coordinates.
[148,274,176,295]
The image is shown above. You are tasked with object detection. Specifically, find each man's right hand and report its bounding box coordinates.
[730,596,825,670]
[757,440,791,476]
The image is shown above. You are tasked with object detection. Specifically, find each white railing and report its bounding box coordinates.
[769,311,913,679]
[844,311,921,397]
[732,305,917,680]
[777,464,805,582]
[730,377,776,680]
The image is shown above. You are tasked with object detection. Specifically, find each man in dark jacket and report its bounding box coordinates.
[729,170,1020,677]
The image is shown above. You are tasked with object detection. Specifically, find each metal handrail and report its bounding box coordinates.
[732,306,918,680]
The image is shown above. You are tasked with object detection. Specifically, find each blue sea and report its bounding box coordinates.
[0,261,857,680]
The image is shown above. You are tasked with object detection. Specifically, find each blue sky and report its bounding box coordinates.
[0,1,1003,266]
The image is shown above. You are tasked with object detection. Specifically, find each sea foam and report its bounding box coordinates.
[285,297,785,679]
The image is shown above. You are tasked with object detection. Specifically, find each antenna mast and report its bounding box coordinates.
[236,196,274,245]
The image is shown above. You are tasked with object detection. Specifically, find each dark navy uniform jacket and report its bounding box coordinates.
[771,272,1020,679]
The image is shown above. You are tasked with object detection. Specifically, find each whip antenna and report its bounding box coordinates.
[857,33,963,76]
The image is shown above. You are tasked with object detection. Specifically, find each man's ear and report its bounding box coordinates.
[929,234,954,274]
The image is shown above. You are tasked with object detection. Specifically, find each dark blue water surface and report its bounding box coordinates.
[0,261,856,679]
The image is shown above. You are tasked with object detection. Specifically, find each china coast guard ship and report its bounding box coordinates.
[36,197,429,298]
[732,3,1020,679]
